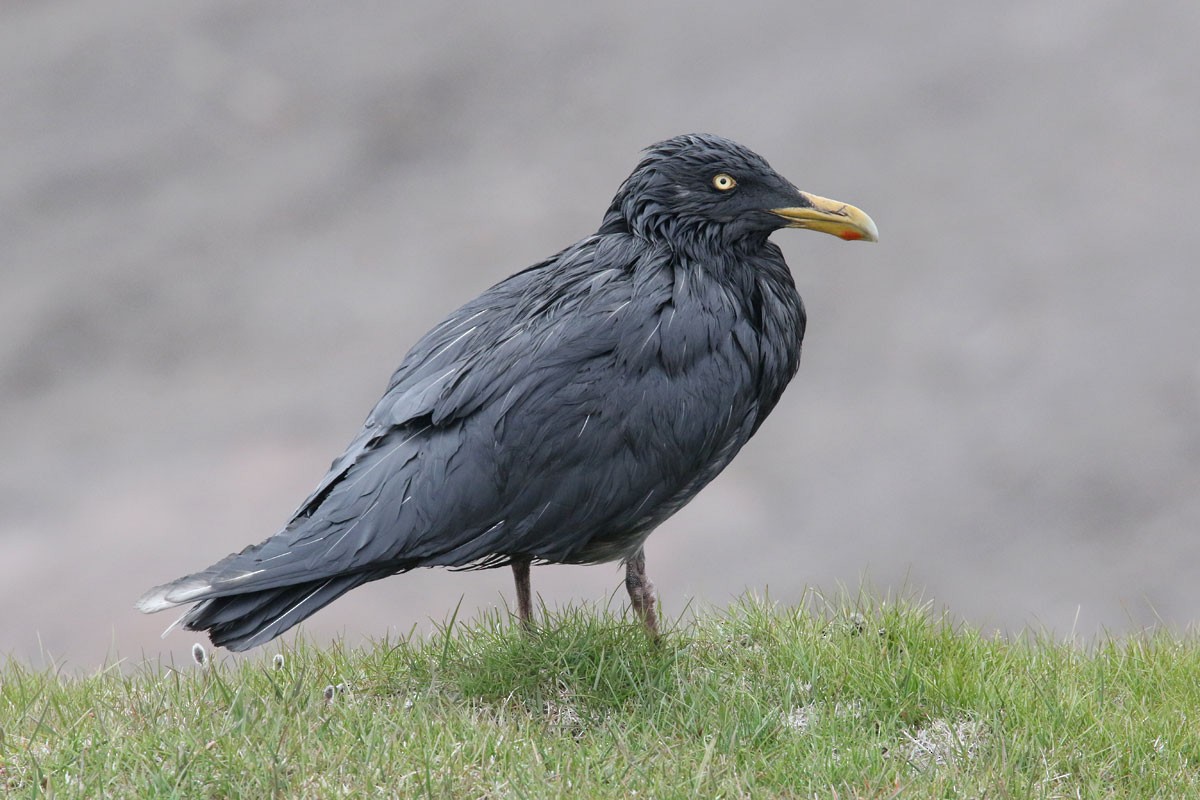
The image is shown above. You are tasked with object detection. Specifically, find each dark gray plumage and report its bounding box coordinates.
[136,134,877,651]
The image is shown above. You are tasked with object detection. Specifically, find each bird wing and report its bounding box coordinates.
[279,238,630,525]
[140,235,713,609]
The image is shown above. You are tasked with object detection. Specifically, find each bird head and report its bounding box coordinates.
[599,133,877,251]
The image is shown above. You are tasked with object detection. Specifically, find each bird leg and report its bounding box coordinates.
[511,556,534,630]
[624,547,659,639]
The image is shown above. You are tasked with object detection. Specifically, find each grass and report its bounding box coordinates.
[3,592,1200,798]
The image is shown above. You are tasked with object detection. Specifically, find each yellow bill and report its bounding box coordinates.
[771,193,878,242]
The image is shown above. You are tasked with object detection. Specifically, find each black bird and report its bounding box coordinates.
[136,134,876,651]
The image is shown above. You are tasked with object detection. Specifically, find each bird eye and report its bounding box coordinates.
[711,173,737,192]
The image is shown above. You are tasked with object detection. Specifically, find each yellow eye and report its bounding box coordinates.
[711,173,737,191]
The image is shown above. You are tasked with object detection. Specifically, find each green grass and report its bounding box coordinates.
[3,593,1200,798]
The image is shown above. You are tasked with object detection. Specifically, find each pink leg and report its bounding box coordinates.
[624,547,659,639]
[512,557,534,630]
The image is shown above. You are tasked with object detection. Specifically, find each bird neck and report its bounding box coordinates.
[599,209,773,266]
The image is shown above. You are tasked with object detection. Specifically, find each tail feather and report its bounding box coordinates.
[135,577,215,614]
[176,573,377,652]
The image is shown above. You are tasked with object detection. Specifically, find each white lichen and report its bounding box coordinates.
[902,717,989,769]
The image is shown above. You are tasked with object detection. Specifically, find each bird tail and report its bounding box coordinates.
[140,572,377,652]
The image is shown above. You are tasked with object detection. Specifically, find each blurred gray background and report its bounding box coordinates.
[3,1,1198,668]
